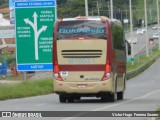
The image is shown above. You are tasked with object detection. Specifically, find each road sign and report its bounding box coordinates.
[15,0,56,71]
[123,19,129,23]
[127,57,135,62]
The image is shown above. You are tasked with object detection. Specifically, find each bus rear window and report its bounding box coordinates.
[57,20,106,40]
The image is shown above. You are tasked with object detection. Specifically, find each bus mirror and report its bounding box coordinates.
[125,40,131,55]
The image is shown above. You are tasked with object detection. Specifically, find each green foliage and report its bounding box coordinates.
[0,0,8,8]
[57,0,158,27]
[0,50,16,66]
[58,0,85,18]
[0,79,53,100]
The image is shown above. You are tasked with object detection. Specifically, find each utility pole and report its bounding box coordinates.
[107,1,110,18]
[97,1,100,16]
[157,0,160,50]
[144,0,149,57]
[85,0,88,16]
[129,0,134,65]
[110,0,113,19]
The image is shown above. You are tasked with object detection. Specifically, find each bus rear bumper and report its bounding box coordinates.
[54,78,113,95]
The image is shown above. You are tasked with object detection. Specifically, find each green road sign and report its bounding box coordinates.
[127,57,135,62]
[15,1,56,71]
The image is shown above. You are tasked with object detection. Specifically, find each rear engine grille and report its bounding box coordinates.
[61,50,103,58]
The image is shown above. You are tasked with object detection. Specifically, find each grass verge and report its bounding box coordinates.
[127,48,160,72]
[0,79,53,100]
[157,108,160,120]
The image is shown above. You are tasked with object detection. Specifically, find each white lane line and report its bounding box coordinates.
[34,103,46,107]
[92,89,160,111]
[62,89,160,120]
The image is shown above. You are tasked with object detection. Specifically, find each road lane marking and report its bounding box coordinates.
[34,103,46,107]
[92,89,160,111]
[62,89,160,120]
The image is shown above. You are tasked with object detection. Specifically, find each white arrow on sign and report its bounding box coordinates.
[24,12,48,60]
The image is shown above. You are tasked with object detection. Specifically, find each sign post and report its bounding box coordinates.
[15,0,56,71]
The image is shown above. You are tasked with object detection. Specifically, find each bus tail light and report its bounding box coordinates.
[54,64,63,81]
[101,61,111,81]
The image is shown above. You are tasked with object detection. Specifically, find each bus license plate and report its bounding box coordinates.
[77,84,87,88]
[68,58,95,64]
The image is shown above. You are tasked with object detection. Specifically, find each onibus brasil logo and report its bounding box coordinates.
[24,12,47,60]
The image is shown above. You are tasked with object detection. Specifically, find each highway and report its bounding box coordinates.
[125,27,160,57]
[0,52,160,120]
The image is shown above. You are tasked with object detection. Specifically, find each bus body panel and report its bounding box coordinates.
[112,49,126,92]
[56,40,107,82]
[57,40,107,65]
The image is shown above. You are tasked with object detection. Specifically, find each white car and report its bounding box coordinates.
[137,29,144,34]
[127,37,138,44]
[142,28,146,32]
[152,26,158,30]
[152,32,159,39]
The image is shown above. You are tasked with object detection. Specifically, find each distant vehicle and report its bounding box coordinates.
[127,37,138,44]
[137,29,144,34]
[142,28,146,32]
[152,32,159,39]
[152,26,158,30]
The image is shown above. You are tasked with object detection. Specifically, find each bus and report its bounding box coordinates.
[53,16,128,103]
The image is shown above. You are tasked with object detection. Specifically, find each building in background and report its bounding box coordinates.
[0,6,15,54]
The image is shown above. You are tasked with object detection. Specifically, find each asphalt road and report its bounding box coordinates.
[0,55,160,120]
[125,27,159,57]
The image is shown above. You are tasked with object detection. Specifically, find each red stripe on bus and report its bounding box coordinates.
[59,65,106,71]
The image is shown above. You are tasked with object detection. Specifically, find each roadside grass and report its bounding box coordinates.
[0,79,53,100]
[127,48,160,72]
[157,108,160,120]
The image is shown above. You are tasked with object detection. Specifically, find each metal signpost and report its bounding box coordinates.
[15,0,56,71]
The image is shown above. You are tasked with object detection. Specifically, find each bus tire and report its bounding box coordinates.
[101,96,108,102]
[109,93,115,102]
[59,95,67,103]
[117,92,123,100]
[68,97,74,103]
[75,96,81,101]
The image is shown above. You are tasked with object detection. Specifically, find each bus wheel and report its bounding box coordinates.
[68,97,74,103]
[109,93,115,102]
[101,96,108,102]
[59,95,67,103]
[75,96,81,101]
[117,92,123,100]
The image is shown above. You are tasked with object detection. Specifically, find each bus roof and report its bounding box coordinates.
[60,16,121,23]
[62,16,102,21]
[58,16,123,28]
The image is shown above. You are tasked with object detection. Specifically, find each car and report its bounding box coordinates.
[152,32,159,39]
[126,37,138,44]
[152,26,158,30]
[137,29,144,34]
[142,28,146,32]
